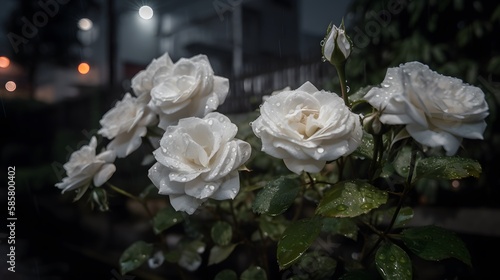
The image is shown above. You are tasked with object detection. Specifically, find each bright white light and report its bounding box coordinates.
[78,18,93,31]
[139,5,153,20]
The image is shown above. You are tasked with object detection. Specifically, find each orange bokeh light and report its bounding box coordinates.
[78,62,90,75]
[0,56,10,68]
[5,81,16,92]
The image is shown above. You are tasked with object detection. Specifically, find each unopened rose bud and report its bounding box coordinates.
[362,113,384,135]
[322,22,352,65]
[91,187,109,212]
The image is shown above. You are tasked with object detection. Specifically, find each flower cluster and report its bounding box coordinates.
[56,53,249,215]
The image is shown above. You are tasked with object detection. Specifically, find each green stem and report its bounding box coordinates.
[334,62,349,105]
[107,183,154,220]
[369,134,383,180]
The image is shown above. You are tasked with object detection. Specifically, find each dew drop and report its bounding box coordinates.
[172,218,177,223]
[346,86,350,93]
[181,177,187,182]
[317,147,325,153]
[276,102,281,107]
[320,40,325,46]
[207,119,213,125]
[321,56,327,62]
[336,204,348,211]
[161,148,167,153]
[378,254,386,260]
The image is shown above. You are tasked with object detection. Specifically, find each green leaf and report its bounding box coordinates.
[119,241,154,275]
[375,243,412,280]
[294,252,337,279]
[240,266,267,280]
[322,217,359,241]
[152,206,184,234]
[215,269,238,280]
[208,244,238,265]
[252,175,301,216]
[211,221,233,246]
[258,216,287,241]
[277,217,323,270]
[393,145,412,178]
[353,131,374,160]
[401,226,471,266]
[316,180,388,218]
[414,157,482,182]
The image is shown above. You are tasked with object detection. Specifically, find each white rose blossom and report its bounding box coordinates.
[145,53,229,130]
[55,137,116,200]
[98,93,157,158]
[148,112,251,214]
[131,52,174,98]
[251,81,363,174]
[363,61,489,156]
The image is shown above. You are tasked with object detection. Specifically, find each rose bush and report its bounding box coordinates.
[251,81,362,174]
[55,136,116,200]
[139,54,230,130]
[98,93,157,158]
[363,61,489,155]
[148,112,251,214]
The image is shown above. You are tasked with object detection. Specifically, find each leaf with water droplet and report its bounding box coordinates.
[211,221,233,246]
[277,217,323,270]
[295,251,337,279]
[353,131,374,160]
[322,217,359,241]
[316,180,388,218]
[119,240,154,275]
[413,156,482,182]
[252,175,301,216]
[208,244,238,266]
[375,243,412,280]
[152,206,184,234]
[241,266,267,280]
[401,225,471,266]
[393,145,413,178]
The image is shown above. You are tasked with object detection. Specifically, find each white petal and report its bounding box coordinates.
[295,81,319,94]
[184,177,221,199]
[210,171,240,200]
[96,150,116,163]
[283,157,325,174]
[406,124,462,156]
[169,194,204,215]
[148,162,185,195]
[93,163,116,187]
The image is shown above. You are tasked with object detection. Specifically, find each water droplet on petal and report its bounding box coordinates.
[161,148,167,153]
[317,147,325,153]
[320,40,325,46]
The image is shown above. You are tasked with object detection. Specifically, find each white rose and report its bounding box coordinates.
[323,24,351,64]
[55,137,116,200]
[363,61,489,155]
[98,93,157,158]
[148,112,251,214]
[148,54,229,129]
[251,81,362,174]
[131,52,174,98]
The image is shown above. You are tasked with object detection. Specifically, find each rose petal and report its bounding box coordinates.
[93,163,116,187]
[169,194,204,214]
[283,157,325,174]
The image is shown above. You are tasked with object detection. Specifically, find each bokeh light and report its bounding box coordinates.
[0,56,10,68]
[78,62,90,75]
[139,5,154,20]
[5,81,16,92]
[78,18,93,31]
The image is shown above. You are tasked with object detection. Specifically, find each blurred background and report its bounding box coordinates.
[0,0,499,279]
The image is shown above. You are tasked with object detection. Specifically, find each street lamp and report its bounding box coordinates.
[139,5,153,20]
